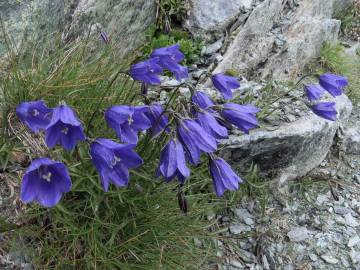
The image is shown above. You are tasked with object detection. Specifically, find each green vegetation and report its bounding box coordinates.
[0,33,259,269]
[142,30,204,65]
[141,0,204,65]
[334,2,359,35]
[155,0,187,31]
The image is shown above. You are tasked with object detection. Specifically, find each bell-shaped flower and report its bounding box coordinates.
[45,104,86,151]
[209,157,244,197]
[311,102,337,121]
[171,63,189,81]
[222,103,260,134]
[319,73,348,97]
[150,44,185,63]
[145,104,169,137]
[192,91,215,110]
[130,58,163,85]
[105,105,151,144]
[16,100,52,133]
[177,119,217,165]
[90,138,143,191]
[212,74,240,100]
[150,44,188,81]
[20,158,71,207]
[196,111,228,140]
[304,84,325,101]
[158,139,190,183]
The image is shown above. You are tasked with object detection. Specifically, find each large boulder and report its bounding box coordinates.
[0,0,156,59]
[213,0,341,80]
[183,0,254,39]
[221,95,353,183]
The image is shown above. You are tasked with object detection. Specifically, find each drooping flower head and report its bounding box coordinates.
[100,31,110,44]
[304,84,325,101]
[158,139,190,183]
[209,156,244,197]
[177,119,217,165]
[196,111,228,140]
[105,105,151,144]
[90,138,143,191]
[319,73,348,97]
[45,104,86,151]
[150,44,184,63]
[150,44,188,81]
[16,100,52,133]
[130,58,163,85]
[212,74,240,100]
[192,91,215,110]
[311,102,337,121]
[20,158,71,207]
[145,104,169,137]
[222,103,260,134]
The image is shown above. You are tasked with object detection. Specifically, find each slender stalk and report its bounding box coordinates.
[86,69,128,135]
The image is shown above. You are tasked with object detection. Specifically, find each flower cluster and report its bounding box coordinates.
[304,73,348,121]
[16,44,349,208]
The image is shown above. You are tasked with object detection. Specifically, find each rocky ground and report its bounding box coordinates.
[210,104,360,270]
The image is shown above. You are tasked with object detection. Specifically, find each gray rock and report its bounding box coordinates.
[287,226,309,242]
[334,206,351,215]
[321,254,339,264]
[213,0,341,80]
[229,259,244,268]
[309,253,318,262]
[184,0,254,38]
[238,249,256,263]
[316,194,329,206]
[229,224,252,234]
[212,0,284,74]
[345,213,359,227]
[351,250,360,264]
[341,125,360,155]
[205,38,224,55]
[262,255,270,270]
[0,0,155,59]
[234,208,255,225]
[348,235,360,248]
[221,95,352,183]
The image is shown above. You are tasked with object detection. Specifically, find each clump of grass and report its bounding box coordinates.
[0,35,226,269]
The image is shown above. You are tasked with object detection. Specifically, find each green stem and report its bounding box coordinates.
[86,69,128,135]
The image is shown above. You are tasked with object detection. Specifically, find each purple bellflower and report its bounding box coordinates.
[209,156,244,197]
[158,139,190,183]
[45,104,86,151]
[196,111,228,140]
[105,105,151,144]
[212,74,240,100]
[222,103,260,134]
[305,84,325,101]
[145,104,169,137]
[150,44,188,81]
[319,73,348,97]
[177,119,217,165]
[16,100,52,133]
[100,31,110,44]
[151,44,184,63]
[90,138,143,191]
[192,91,215,110]
[130,58,163,85]
[311,102,337,121]
[20,158,71,207]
